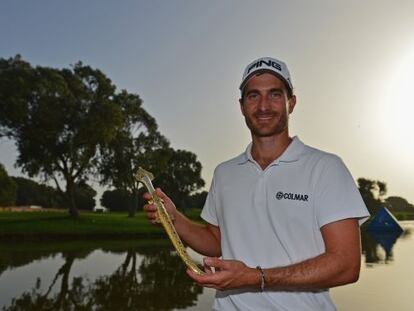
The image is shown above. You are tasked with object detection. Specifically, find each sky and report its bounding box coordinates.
[1,0,413,203]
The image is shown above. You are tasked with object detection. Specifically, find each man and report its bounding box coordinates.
[144,56,369,310]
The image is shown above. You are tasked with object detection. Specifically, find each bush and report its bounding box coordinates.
[185,191,208,209]
[385,196,414,212]
[12,177,61,208]
[101,189,133,212]
[74,182,96,211]
[61,181,97,211]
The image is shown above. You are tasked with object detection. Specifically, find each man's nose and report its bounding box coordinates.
[258,94,272,110]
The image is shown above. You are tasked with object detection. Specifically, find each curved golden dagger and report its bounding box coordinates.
[137,167,205,275]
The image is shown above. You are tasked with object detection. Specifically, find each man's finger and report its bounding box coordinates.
[143,204,156,212]
[203,257,226,270]
[204,263,215,274]
[143,192,152,200]
[187,269,212,282]
[187,269,231,291]
[155,188,168,200]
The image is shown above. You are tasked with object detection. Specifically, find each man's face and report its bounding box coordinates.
[240,73,296,138]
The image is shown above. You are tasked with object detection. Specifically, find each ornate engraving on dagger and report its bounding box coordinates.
[136,167,205,275]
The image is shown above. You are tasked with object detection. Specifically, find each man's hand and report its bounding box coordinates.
[143,188,221,257]
[143,188,177,224]
[187,257,258,291]
[187,219,362,291]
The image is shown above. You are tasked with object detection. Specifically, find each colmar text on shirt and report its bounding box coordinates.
[276,191,309,202]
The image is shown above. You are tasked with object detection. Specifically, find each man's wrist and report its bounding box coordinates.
[256,266,265,291]
[244,266,264,290]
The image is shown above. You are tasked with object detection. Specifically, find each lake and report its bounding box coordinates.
[0,221,413,310]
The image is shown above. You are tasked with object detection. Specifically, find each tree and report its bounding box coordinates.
[64,181,96,211]
[0,55,157,218]
[0,163,16,206]
[99,122,170,217]
[152,149,205,210]
[100,137,205,216]
[357,178,387,215]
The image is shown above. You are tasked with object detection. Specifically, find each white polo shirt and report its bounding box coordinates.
[201,136,369,311]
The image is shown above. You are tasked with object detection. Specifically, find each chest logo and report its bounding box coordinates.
[276,191,309,202]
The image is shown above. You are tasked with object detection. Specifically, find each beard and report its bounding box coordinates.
[244,110,289,137]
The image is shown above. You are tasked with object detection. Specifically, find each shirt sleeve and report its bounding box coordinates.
[314,155,370,228]
[200,172,219,226]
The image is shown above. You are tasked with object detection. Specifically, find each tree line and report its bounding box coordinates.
[2,161,413,217]
[0,55,205,217]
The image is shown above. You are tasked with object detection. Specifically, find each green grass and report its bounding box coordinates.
[1,207,410,242]
[0,209,203,241]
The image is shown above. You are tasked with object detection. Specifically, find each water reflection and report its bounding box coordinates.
[0,243,202,311]
[1,224,413,310]
[361,227,410,265]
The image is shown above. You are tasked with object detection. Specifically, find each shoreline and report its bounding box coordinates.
[1,209,412,242]
[0,209,203,242]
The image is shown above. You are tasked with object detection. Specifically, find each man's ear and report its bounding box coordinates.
[288,95,296,114]
[239,98,245,116]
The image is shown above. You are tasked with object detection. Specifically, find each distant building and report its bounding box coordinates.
[29,205,42,209]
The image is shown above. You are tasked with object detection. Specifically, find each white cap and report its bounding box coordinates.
[239,57,293,94]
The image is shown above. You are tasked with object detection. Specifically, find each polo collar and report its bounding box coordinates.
[238,136,305,165]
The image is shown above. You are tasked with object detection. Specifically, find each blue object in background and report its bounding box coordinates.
[367,207,404,233]
[367,230,402,259]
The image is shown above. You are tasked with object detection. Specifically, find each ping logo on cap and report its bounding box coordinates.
[247,59,282,74]
[240,56,293,93]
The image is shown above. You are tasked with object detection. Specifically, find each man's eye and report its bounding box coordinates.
[248,93,259,100]
[270,91,282,98]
